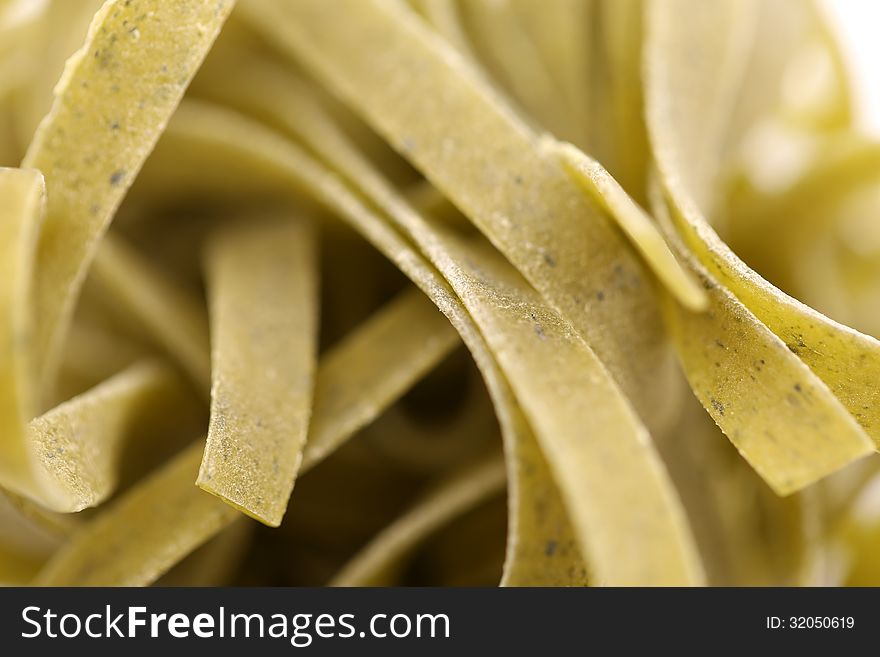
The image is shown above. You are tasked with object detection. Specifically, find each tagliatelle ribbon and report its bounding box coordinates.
[550,139,706,312]
[137,97,588,585]
[0,167,43,500]
[239,0,679,439]
[1,167,195,512]
[644,0,880,492]
[150,80,702,583]
[304,287,460,469]
[34,281,473,585]
[22,0,234,393]
[198,217,318,527]
[34,439,238,586]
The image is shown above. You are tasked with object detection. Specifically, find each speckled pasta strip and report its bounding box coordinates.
[217,67,702,583]
[649,181,873,494]
[1,168,205,512]
[22,0,234,392]
[160,100,587,585]
[240,0,677,437]
[198,218,318,527]
[332,457,507,586]
[35,439,240,586]
[436,231,703,585]
[0,168,43,501]
[28,359,195,511]
[645,0,880,472]
[550,138,707,311]
[32,286,481,585]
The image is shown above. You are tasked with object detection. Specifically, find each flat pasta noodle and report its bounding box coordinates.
[649,179,873,494]
[549,138,707,311]
[28,358,197,512]
[82,226,464,480]
[332,457,507,586]
[157,99,588,586]
[34,279,499,585]
[655,396,806,586]
[198,217,319,527]
[239,0,680,439]
[0,168,43,499]
[1,169,185,512]
[35,439,240,586]
[22,0,234,392]
[170,79,697,584]
[645,0,880,460]
[435,231,703,585]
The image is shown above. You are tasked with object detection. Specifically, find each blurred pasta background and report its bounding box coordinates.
[1,0,880,587]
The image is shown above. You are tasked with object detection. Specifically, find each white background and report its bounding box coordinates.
[825,0,880,135]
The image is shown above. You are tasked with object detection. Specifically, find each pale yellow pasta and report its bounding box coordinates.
[198,218,318,527]
[1,0,879,589]
[23,0,234,392]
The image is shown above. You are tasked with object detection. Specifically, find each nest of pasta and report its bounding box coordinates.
[1,0,879,586]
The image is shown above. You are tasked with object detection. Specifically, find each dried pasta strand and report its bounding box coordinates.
[645,0,880,463]
[649,179,872,494]
[34,273,478,585]
[549,138,707,311]
[435,231,703,585]
[199,218,318,527]
[85,231,462,480]
[0,177,199,516]
[0,167,43,497]
[35,439,240,586]
[28,359,196,512]
[170,84,698,584]
[159,100,587,585]
[240,0,679,438]
[331,457,506,586]
[1,168,176,511]
[21,0,234,393]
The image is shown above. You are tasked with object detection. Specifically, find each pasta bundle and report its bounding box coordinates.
[0,0,878,586]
